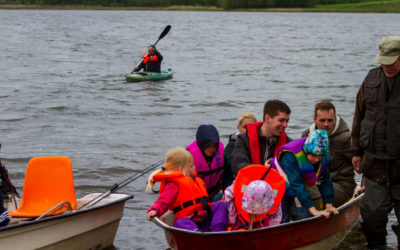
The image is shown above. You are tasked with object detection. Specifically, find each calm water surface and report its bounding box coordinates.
[1,9,400,249]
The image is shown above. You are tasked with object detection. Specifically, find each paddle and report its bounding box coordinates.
[130,25,172,74]
[79,159,165,209]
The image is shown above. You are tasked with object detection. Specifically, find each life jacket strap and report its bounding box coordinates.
[238,213,269,230]
[260,166,272,180]
[239,213,249,225]
[196,166,224,175]
[199,196,212,216]
[172,196,209,214]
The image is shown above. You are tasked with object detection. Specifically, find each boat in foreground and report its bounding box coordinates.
[125,68,173,83]
[0,156,133,250]
[152,193,363,250]
[2,193,132,250]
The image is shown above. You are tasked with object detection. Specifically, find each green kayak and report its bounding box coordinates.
[125,68,173,83]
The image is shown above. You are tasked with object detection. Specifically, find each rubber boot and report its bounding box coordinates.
[361,221,387,249]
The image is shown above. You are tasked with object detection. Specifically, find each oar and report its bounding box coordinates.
[130,25,172,74]
[79,159,165,209]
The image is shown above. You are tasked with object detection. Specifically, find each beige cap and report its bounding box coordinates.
[374,36,400,65]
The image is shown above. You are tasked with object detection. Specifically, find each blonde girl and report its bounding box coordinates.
[146,147,194,192]
[146,147,228,232]
[237,112,257,133]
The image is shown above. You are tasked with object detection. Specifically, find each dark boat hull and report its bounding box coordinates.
[152,193,363,250]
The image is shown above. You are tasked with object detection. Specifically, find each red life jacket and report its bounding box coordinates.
[233,164,285,227]
[152,170,209,218]
[247,121,287,164]
[142,52,160,64]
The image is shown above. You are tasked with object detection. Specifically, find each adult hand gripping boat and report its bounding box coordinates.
[152,191,364,250]
[0,156,133,250]
[125,68,173,83]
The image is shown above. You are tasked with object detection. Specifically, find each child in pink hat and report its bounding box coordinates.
[242,180,281,229]
[224,179,282,230]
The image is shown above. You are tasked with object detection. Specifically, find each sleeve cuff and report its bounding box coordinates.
[350,148,363,157]
[322,196,333,205]
[303,199,314,209]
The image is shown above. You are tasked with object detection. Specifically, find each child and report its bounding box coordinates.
[271,129,339,223]
[223,112,257,190]
[242,180,282,229]
[186,125,224,201]
[224,164,285,230]
[225,112,258,161]
[146,147,228,232]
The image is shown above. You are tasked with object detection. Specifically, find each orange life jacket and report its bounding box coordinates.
[142,52,160,64]
[233,164,285,227]
[247,121,287,164]
[152,170,209,218]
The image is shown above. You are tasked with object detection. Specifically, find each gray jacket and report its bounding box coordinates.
[302,116,356,189]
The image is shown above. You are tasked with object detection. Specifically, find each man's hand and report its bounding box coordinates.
[352,156,361,173]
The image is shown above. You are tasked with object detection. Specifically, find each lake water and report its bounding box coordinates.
[1,9,400,249]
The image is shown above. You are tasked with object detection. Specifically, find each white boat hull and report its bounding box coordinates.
[1,193,132,250]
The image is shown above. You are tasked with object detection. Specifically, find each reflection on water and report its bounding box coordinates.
[1,9,400,249]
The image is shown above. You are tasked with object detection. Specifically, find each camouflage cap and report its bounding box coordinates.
[374,36,400,65]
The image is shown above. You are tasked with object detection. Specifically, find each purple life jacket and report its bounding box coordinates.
[186,141,224,198]
[271,137,330,188]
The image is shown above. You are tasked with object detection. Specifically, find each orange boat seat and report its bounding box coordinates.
[9,156,77,217]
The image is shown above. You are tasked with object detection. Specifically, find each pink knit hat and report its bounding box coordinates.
[242,180,274,214]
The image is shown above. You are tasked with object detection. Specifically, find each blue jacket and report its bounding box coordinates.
[280,152,333,209]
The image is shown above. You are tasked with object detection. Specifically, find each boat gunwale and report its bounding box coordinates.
[136,68,172,74]
[0,193,133,231]
[126,68,173,77]
[152,192,363,236]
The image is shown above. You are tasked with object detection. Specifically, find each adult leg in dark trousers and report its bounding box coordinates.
[360,177,400,249]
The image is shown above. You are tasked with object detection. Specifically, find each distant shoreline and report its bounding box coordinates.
[0,3,399,13]
[1,4,223,11]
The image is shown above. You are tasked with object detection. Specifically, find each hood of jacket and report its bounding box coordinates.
[304,116,349,139]
[196,124,220,151]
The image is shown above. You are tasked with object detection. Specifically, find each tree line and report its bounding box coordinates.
[1,0,363,8]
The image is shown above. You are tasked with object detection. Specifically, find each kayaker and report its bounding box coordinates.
[302,101,356,208]
[223,165,285,230]
[231,100,291,174]
[351,35,400,249]
[146,147,228,232]
[133,45,163,73]
[186,125,225,201]
[223,112,257,190]
[271,129,339,223]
